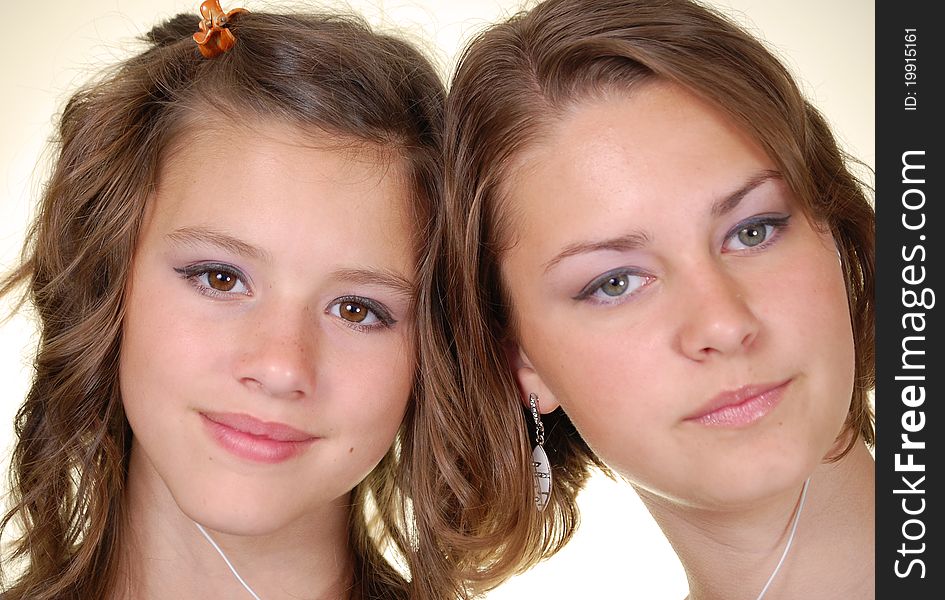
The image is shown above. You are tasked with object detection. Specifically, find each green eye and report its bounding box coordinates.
[600,274,630,296]
[737,225,768,247]
[722,215,790,253]
[577,269,653,304]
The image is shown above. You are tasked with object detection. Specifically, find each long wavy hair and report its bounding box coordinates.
[0,9,448,600]
[426,0,874,592]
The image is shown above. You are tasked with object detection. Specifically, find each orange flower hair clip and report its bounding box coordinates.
[193,0,248,58]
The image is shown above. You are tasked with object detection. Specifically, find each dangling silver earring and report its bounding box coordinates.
[529,392,552,512]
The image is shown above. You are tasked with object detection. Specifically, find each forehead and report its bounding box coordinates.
[501,81,773,232]
[160,116,406,189]
[142,118,416,267]
[154,117,411,220]
[521,82,766,184]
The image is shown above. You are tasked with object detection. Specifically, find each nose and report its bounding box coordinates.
[235,305,317,400]
[675,265,760,361]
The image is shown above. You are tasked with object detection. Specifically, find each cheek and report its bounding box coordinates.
[761,240,856,423]
[121,280,173,412]
[119,270,242,452]
[810,255,857,421]
[565,386,668,478]
[318,347,412,491]
[768,242,853,361]
[121,283,226,397]
[517,310,669,468]
[516,282,665,406]
[329,335,414,447]
[120,288,179,465]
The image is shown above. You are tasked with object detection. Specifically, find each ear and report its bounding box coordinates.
[505,342,561,414]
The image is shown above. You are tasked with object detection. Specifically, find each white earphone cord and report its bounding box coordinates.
[194,521,263,600]
[755,477,811,600]
[193,478,809,600]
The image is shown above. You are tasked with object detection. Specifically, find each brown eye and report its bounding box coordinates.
[175,264,249,296]
[339,301,368,323]
[208,270,237,292]
[329,296,393,330]
[737,225,768,247]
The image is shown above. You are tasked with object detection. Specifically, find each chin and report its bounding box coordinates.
[724,459,819,509]
[171,483,312,537]
[186,505,307,538]
[650,452,820,511]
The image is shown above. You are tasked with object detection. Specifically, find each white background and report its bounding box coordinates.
[0,1,873,597]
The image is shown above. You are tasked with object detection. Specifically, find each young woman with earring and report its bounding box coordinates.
[427,0,875,598]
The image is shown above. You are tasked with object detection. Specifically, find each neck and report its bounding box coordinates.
[114,444,354,600]
[640,438,874,600]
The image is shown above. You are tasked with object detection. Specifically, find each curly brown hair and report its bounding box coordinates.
[0,9,449,600]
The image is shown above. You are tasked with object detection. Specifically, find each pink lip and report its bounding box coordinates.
[200,412,316,463]
[686,379,791,427]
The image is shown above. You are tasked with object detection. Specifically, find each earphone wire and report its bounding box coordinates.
[755,477,811,600]
[194,521,263,600]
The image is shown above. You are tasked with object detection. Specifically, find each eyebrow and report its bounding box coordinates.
[166,226,272,263]
[710,170,782,217]
[542,170,782,274]
[331,268,416,302]
[543,231,651,273]
[167,228,415,299]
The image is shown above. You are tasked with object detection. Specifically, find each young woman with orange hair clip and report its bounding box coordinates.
[0,2,464,598]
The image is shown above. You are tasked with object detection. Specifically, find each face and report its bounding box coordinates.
[502,82,855,509]
[120,120,416,535]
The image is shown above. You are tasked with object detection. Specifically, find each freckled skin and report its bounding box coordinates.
[504,83,855,509]
[121,121,416,536]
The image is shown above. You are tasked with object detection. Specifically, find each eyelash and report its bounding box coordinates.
[174,263,251,298]
[722,214,791,253]
[174,264,396,332]
[327,295,397,332]
[573,268,654,305]
[573,215,792,306]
